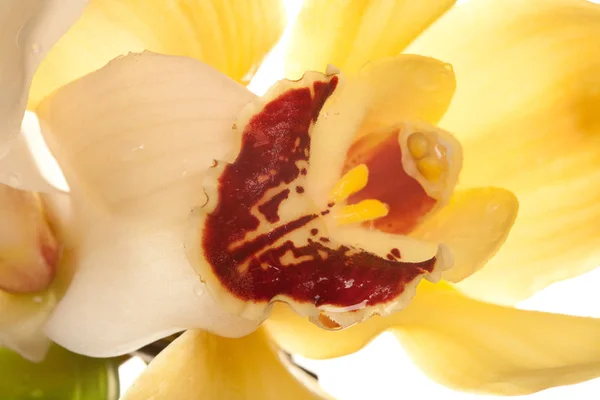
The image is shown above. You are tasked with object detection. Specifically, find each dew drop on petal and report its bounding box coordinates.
[486,202,500,214]
[193,282,204,297]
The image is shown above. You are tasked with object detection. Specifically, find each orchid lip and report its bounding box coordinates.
[186,70,456,329]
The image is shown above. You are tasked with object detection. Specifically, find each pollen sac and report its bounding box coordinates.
[0,185,60,294]
[187,72,451,329]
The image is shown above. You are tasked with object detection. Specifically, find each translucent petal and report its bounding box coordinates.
[0,133,58,192]
[354,54,456,130]
[285,0,456,79]
[407,0,600,304]
[123,329,331,400]
[29,0,285,108]
[37,52,259,357]
[267,282,600,395]
[411,188,519,282]
[0,288,56,362]
[0,0,85,182]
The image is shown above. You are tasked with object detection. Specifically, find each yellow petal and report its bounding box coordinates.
[123,329,332,400]
[407,0,600,304]
[285,0,456,79]
[411,188,518,282]
[306,55,456,209]
[29,0,285,109]
[0,0,84,185]
[355,55,456,130]
[37,52,259,357]
[267,282,600,395]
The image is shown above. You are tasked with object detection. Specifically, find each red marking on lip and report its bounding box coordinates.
[346,133,436,234]
[201,76,437,309]
[258,189,290,223]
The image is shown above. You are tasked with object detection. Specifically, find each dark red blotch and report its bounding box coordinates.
[202,77,436,308]
[346,134,436,234]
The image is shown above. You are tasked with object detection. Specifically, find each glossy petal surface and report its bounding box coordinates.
[38,52,259,357]
[187,68,451,329]
[411,188,519,282]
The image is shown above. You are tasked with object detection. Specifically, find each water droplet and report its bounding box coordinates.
[30,43,41,53]
[181,170,188,177]
[193,283,204,297]
[32,296,43,304]
[132,144,145,151]
[486,202,499,213]
[8,173,21,188]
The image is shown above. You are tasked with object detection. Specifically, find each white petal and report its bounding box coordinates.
[38,52,259,357]
[0,289,56,362]
[0,0,85,188]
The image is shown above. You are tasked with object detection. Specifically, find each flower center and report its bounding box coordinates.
[344,123,460,234]
[187,71,455,329]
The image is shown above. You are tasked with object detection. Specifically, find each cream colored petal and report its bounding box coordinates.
[37,52,259,357]
[0,187,70,362]
[0,132,58,192]
[285,0,456,79]
[0,0,85,187]
[0,185,59,294]
[408,0,600,304]
[30,0,285,109]
[267,282,600,395]
[123,329,332,400]
[0,288,56,362]
[411,188,518,282]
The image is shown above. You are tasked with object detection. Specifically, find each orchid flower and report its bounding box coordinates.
[0,0,283,363]
[2,0,600,399]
